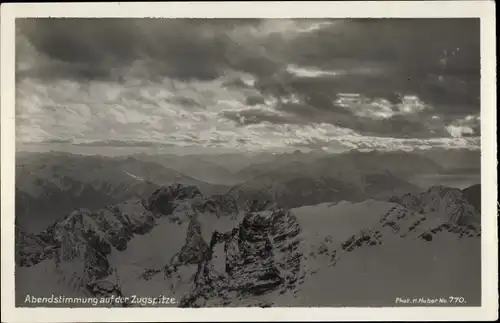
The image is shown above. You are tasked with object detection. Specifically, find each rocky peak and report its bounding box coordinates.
[389,185,479,225]
[462,184,481,213]
[18,184,205,268]
[202,194,239,217]
[143,184,202,215]
[49,209,113,292]
[17,181,482,307]
[15,226,56,267]
[179,206,303,307]
[389,192,422,212]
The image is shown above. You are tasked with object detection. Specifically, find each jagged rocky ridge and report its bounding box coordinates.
[176,205,303,307]
[389,185,481,225]
[16,184,481,307]
[17,185,203,266]
[299,200,480,274]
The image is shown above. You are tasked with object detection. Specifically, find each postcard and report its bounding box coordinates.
[1,1,497,322]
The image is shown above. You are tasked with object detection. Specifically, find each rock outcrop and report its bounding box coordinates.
[389,185,479,226]
[302,199,481,277]
[177,207,303,307]
[16,183,482,307]
[462,184,481,213]
[15,226,56,267]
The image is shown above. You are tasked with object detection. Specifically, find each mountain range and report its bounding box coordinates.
[15,153,230,232]
[14,148,481,306]
[15,148,480,233]
[16,180,481,307]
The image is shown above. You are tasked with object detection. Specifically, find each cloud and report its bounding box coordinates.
[445,114,480,137]
[15,18,480,152]
[18,18,478,85]
[74,140,174,147]
[446,125,474,138]
[16,18,273,82]
[334,94,431,120]
[305,134,481,152]
[220,90,453,139]
[220,108,294,126]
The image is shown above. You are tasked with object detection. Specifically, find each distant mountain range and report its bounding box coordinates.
[15,149,480,232]
[236,149,446,181]
[15,153,230,232]
[130,153,246,185]
[15,182,481,307]
[413,147,481,173]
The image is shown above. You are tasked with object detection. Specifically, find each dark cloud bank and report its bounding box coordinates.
[16,18,481,147]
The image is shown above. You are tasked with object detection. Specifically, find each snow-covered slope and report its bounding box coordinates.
[16,184,481,307]
[289,200,481,306]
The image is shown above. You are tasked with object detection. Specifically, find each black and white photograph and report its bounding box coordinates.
[1,2,498,322]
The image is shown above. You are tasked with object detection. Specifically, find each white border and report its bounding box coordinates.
[1,2,497,322]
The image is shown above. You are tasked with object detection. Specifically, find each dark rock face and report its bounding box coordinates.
[462,184,481,213]
[144,184,202,215]
[202,194,239,217]
[17,184,215,306]
[15,227,57,267]
[423,222,481,239]
[16,184,199,269]
[341,229,383,252]
[389,193,422,212]
[229,211,284,295]
[176,219,211,266]
[178,208,303,307]
[16,199,158,268]
[51,209,114,291]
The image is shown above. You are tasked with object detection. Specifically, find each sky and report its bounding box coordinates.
[15,18,481,153]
